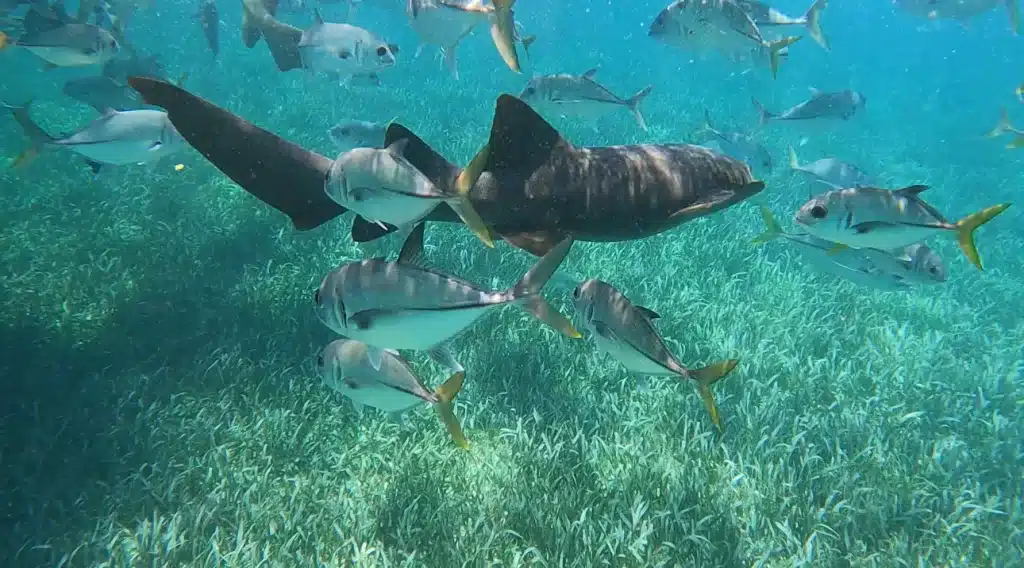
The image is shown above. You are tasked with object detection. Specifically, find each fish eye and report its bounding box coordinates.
[572,285,581,299]
[338,49,352,59]
[376,46,388,57]
[314,289,321,304]
[316,354,324,367]
[338,127,351,136]
[810,205,828,219]
[929,265,938,275]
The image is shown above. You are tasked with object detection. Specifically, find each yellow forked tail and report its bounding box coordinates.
[689,359,740,431]
[955,203,1011,271]
[752,205,784,245]
[767,36,802,79]
[435,371,469,449]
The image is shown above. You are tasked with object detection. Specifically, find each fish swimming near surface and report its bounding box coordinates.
[241,0,397,81]
[196,0,218,57]
[5,102,184,174]
[317,338,469,448]
[794,185,1011,270]
[571,278,739,429]
[405,0,521,79]
[787,146,872,188]
[127,77,765,256]
[328,119,389,151]
[3,5,119,67]
[702,108,772,173]
[986,107,1024,148]
[754,205,947,291]
[894,0,1019,35]
[648,0,802,78]
[734,0,829,49]
[62,75,143,112]
[517,68,653,130]
[313,223,581,372]
[753,88,866,125]
[324,140,494,247]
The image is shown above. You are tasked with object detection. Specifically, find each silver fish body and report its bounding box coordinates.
[328,119,388,151]
[734,0,829,48]
[518,68,653,130]
[298,12,396,77]
[703,109,772,173]
[16,20,119,66]
[405,0,520,78]
[51,109,184,165]
[753,89,866,124]
[788,146,871,188]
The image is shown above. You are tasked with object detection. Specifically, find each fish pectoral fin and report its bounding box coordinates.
[434,370,469,449]
[849,221,896,234]
[427,345,464,373]
[366,345,386,371]
[590,320,619,343]
[351,215,398,243]
[636,306,661,320]
[86,160,104,176]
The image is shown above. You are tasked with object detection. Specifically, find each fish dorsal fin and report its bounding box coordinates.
[383,123,460,190]
[637,306,661,320]
[581,67,599,79]
[397,222,427,265]
[895,185,929,198]
[313,8,325,25]
[386,138,409,157]
[486,94,570,178]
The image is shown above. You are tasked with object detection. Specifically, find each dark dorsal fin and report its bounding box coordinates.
[128,77,343,230]
[397,223,426,265]
[637,306,661,320]
[895,185,929,198]
[384,123,460,191]
[486,94,569,177]
[241,0,303,71]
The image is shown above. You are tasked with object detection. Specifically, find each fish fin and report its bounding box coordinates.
[480,94,573,185]
[148,141,163,152]
[241,0,303,71]
[803,0,829,50]
[519,34,536,59]
[447,197,494,248]
[766,36,801,79]
[512,236,581,339]
[1008,135,1024,149]
[6,100,53,169]
[366,346,385,371]
[668,181,765,225]
[986,107,1014,138]
[427,345,464,373]
[826,243,850,255]
[86,160,104,176]
[582,66,599,79]
[787,145,800,171]
[456,143,489,195]
[0,32,9,50]
[752,205,784,245]
[626,85,653,131]
[397,222,427,265]
[442,46,459,80]
[313,7,325,25]
[351,215,398,243]
[488,0,521,74]
[894,184,930,198]
[751,97,775,125]
[128,77,342,230]
[385,138,409,156]
[383,122,461,194]
[434,371,469,449]
[954,203,1011,271]
[689,359,739,431]
[590,320,618,343]
[636,306,661,320]
[497,230,568,257]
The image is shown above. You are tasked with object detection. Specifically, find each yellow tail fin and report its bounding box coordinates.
[488,0,521,73]
[752,205,784,245]
[986,107,1013,138]
[955,203,1011,270]
[767,36,802,79]
[435,371,469,449]
[1007,134,1024,149]
[689,359,739,431]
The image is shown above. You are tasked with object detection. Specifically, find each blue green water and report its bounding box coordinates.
[1,1,1022,566]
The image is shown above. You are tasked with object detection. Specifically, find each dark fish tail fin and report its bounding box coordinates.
[954,203,1011,271]
[241,0,303,71]
[689,359,739,431]
[128,77,343,229]
[5,100,53,169]
[803,0,829,50]
[751,97,776,126]
[510,236,581,339]
[751,205,784,245]
[626,85,653,131]
[487,0,521,73]
[434,371,469,449]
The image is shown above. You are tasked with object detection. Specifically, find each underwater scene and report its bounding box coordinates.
[1,0,1023,565]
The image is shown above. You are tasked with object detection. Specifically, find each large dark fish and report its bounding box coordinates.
[126,77,765,256]
[196,0,218,57]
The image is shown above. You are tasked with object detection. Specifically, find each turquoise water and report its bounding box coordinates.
[1,1,1022,566]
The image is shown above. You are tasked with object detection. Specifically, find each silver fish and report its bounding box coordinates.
[894,0,1019,34]
[518,68,653,130]
[734,0,829,49]
[328,119,389,151]
[648,0,801,78]
[9,8,119,67]
[298,10,396,79]
[6,103,184,174]
[702,109,772,173]
[317,338,468,448]
[754,205,947,290]
[324,139,493,246]
[794,185,1010,270]
[405,0,520,79]
[313,223,580,370]
[787,145,871,188]
[753,88,866,125]
[572,279,738,429]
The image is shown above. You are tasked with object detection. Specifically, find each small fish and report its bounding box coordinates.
[734,0,829,49]
[702,108,772,173]
[6,102,184,174]
[572,279,738,429]
[753,88,866,125]
[787,146,872,188]
[518,68,653,130]
[196,0,219,57]
[328,119,388,151]
[894,0,1019,35]
[405,0,520,79]
[648,0,801,78]
[62,75,142,112]
[324,139,494,247]
[754,205,947,290]
[313,223,580,371]
[986,107,1024,148]
[8,6,119,67]
[317,338,469,448]
[793,185,1010,270]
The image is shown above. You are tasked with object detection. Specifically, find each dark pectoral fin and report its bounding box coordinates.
[636,306,661,320]
[351,215,398,243]
[591,320,619,343]
[850,221,896,234]
[397,223,427,265]
[498,230,569,257]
